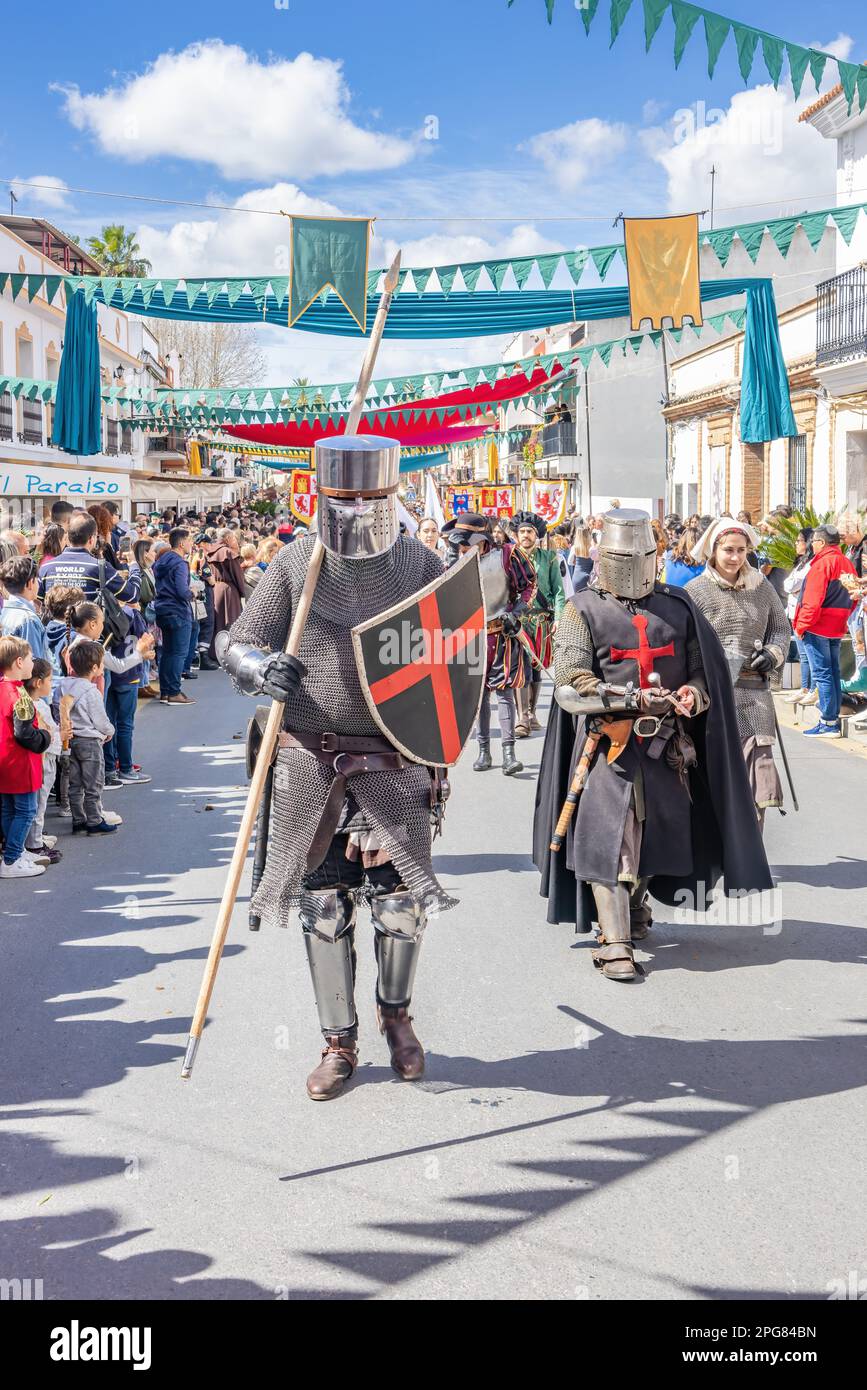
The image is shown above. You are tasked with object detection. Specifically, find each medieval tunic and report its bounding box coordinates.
[485,542,536,689]
[520,545,566,669]
[227,533,453,929]
[551,586,708,888]
[686,564,790,812]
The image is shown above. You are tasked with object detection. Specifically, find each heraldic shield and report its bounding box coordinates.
[351,549,487,766]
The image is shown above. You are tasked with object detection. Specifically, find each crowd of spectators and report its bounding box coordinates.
[0,496,287,879]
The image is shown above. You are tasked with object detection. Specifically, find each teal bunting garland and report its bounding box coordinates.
[3,203,862,320]
[510,0,866,113]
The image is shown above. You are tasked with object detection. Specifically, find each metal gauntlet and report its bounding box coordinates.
[215,633,284,698]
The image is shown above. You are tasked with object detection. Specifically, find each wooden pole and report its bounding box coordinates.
[181,246,403,1079]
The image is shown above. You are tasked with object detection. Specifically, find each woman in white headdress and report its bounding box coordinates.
[686,518,791,829]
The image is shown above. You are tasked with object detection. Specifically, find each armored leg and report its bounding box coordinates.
[590,883,638,982]
[300,888,359,1100]
[629,876,652,941]
[372,892,427,1080]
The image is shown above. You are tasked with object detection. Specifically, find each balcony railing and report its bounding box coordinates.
[0,391,12,442]
[20,400,44,445]
[105,418,119,456]
[541,418,577,457]
[817,266,867,367]
[148,431,188,454]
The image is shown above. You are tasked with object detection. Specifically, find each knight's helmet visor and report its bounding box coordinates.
[596,508,658,600]
[315,434,401,558]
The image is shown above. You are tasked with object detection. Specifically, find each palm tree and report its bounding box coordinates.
[85,225,152,277]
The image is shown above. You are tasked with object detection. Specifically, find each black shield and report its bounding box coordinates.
[352,549,487,765]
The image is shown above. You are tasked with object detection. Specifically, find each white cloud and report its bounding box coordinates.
[135,183,346,278]
[10,175,70,211]
[379,224,566,269]
[521,118,630,192]
[641,98,668,125]
[56,40,415,181]
[644,84,836,222]
[806,33,854,63]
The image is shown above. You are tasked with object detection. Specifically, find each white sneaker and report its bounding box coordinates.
[783,689,808,703]
[102,810,123,826]
[0,857,46,878]
[23,849,51,866]
[801,689,820,706]
[41,835,58,850]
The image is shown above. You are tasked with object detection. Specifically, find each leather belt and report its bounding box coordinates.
[278,728,405,872]
[279,730,399,756]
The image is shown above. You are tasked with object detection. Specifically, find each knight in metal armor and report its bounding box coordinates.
[533,509,772,983]
[217,436,450,1101]
[442,512,536,777]
[685,519,791,829]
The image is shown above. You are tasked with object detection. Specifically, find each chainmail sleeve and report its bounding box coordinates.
[554,601,597,693]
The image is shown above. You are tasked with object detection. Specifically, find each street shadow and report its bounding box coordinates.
[433,852,536,876]
[279,1008,867,1298]
[769,857,867,891]
[636,918,867,976]
[0,684,267,1299]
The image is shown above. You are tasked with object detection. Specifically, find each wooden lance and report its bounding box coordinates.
[181,248,403,1079]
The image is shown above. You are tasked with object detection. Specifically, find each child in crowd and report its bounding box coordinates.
[43,585,86,679]
[60,641,117,836]
[22,657,64,865]
[0,636,52,879]
[63,600,155,785]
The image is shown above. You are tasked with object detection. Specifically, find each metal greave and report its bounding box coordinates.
[300,889,358,1035]
[590,883,632,944]
[372,892,426,1008]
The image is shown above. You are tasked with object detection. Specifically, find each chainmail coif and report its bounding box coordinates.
[227,533,456,928]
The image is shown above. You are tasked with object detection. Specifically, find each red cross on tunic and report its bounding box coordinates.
[609,613,675,688]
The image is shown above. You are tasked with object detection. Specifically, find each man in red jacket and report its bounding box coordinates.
[794,524,857,738]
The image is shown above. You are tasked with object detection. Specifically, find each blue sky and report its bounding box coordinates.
[3,0,865,381]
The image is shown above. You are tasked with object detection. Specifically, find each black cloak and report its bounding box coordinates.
[532,583,773,927]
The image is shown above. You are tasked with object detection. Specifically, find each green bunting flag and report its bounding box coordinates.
[289,216,371,332]
[513,0,867,112]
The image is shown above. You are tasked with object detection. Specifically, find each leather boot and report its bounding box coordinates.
[590,884,638,981]
[501,741,523,776]
[514,686,530,738]
[306,1034,358,1100]
[377,1005,425,1080]
[472,738,493,771]
[629,880,652,942]
[529,682,542,731]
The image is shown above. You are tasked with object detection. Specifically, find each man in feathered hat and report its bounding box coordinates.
[442,512,535,776]
[510,511,565,736]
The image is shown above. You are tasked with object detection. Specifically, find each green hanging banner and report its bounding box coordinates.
[288,216,371,332]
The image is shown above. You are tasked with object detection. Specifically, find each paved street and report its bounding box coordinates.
[1,670,865,1302]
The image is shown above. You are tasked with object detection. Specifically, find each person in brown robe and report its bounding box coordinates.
[204,530,247,661]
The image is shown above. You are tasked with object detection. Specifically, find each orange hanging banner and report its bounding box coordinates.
[623,213,702,331]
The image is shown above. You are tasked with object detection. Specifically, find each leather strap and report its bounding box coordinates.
[289,728,405,872]
[280,729,399,756]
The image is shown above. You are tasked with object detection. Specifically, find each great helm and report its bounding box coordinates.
[314,434,401,558]
[596,508,658,600]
